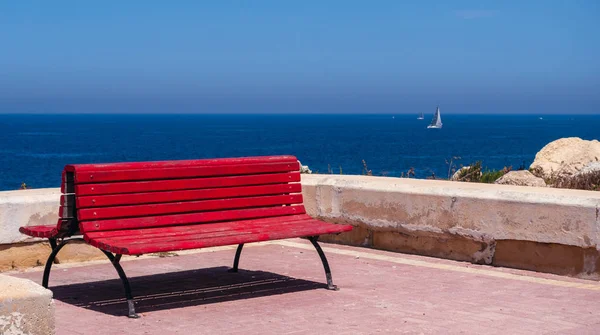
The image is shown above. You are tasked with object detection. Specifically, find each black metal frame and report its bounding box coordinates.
[42,237,139,318]
[42,237,84,288]
[42,235,338,318]
[228,244,244,273]
[228,237,338,291]
[308,236,338,290]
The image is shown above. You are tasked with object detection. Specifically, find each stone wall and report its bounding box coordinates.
[1,176,600,279]
[302,175,600,279]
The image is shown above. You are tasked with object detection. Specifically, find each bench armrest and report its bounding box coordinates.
[19,225,59,238]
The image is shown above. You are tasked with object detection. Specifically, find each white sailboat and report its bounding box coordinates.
[417,112,424,120]
[427,106,442,129]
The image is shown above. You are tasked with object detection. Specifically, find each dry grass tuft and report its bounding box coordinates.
[553,171,600,191]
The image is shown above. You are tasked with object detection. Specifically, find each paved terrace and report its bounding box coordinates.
[7,239,600,334]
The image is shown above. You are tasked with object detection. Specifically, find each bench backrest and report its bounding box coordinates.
[58,156,303,234]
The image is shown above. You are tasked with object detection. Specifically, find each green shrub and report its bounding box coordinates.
[455,161,483,182]
[480,169,506,183]
[455,161,510,183]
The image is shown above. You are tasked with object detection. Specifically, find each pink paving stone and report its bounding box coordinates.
[7,239,600,334]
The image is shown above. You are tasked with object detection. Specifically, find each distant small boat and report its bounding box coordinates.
[417,112,424,120]
[427,106,442,129]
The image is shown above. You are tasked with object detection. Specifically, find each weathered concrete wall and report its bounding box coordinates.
[0,274,55,335]
[2,177,600,279]
[0,188,60,244]
[302,175,600,279]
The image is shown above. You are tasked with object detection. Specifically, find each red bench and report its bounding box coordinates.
[19,155,352,318]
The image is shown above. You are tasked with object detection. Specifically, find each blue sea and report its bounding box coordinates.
[0,114,598,191]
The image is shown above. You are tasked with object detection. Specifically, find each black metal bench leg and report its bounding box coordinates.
[228,244,244,273]
[49,238,57,251]
[308,236,339,291]
[42,238,84,288]
[101,251,139,319]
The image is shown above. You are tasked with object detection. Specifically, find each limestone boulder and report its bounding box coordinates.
[494,170,547,187]
[298,160,312,174]
[530,137,600,179]
[450,166,482,181]
[0,274,55,335]
[450,167,469,181]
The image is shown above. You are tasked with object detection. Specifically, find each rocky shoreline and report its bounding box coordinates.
[302,137,600,191]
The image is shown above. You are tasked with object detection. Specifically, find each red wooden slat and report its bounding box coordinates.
[86,216,315,245]
[60,170,66,193]
[120,221,345,247]
[87,218,316,252]
[60,195,76,207]
[91,220,324,252]
[66,155,297,172]
[61,171,75,194]
[76,183,302,208]
[88,222,295,252]
[74,172,300,196]
[79,205,306,232]
[74,161,299,184]
[84,214,314,239]
[77,194,303,220]
[96,221,353,255]
[58,206,74,218]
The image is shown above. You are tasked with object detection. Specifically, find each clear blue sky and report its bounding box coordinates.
[0,1,598,114]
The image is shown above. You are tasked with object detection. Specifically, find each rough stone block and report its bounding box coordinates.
[0,274,55,335]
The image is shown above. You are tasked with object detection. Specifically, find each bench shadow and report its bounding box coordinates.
[50,266,324,317]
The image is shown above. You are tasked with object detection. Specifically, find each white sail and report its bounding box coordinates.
[427,106,442,129]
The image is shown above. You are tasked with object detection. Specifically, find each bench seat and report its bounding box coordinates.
[84,214,350,255]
